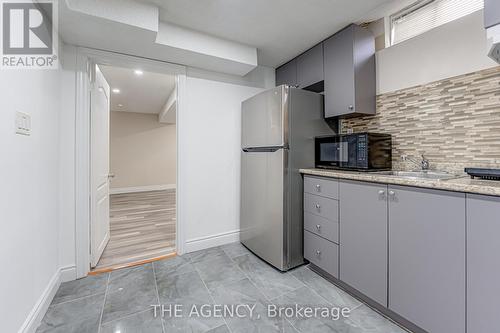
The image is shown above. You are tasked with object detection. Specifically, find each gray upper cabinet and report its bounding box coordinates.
[467,194,500,333]
[323,24,375,118]
[339,180,388,306]
[276,59,297,87]
[297,44,324,91]
[484,0,500,28]
[388,186,465,333]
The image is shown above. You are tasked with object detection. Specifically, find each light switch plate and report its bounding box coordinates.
[15,112,31,136]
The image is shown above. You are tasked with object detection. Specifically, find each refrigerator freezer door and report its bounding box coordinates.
[241,86,288,149]
[240,148,287,270]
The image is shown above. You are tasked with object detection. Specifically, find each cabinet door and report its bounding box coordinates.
[276,59,297,87]
[323,26,355,118]
[485,0,500,28]
[339,180,388,306]
[467,194,500,333]
[297,44,323,89]
[389,186,465,333]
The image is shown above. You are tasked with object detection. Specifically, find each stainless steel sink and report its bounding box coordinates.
[374,170,460,180]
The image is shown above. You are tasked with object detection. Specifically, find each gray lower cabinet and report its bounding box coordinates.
[339,180,388,306]
[485,0,500,28]
[467,194,500,333]
[304,175,339,199]
[304,230,339,277]
[388,185,465,333]
[276,59,297,87]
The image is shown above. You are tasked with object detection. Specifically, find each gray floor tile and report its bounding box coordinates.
[348,305,409,333]
[100,309,164,333]
[273,286,360,333]
[210,277,268,306]
[283,319,300,332]
[39,243,414,333]
[220,242,252,259]
[51,273,108,305]
[153,255,195,278]
[156,270,212,305]
[188,247,227,263]
[210,278,284,333]
[291,265,362,309]
[194,254,247,291]
[233,254,304,299]
[108,263,155,293]
[36,293,104,333]
[206,324,231,333]
[162,314,225,333]
[102,272,159,324]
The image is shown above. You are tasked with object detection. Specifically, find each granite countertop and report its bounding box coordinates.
[300,168,500,197]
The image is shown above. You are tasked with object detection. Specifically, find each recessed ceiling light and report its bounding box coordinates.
[134,69,143,76]
[118,104,123,107]
[112,88,120,94]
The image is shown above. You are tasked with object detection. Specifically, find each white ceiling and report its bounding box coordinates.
[100,65,176,114]
[137,0,405,67]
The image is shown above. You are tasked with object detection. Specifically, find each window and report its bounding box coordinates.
[390,0,484,46]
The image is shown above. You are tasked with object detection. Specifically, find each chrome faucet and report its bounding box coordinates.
[402,154,430,171]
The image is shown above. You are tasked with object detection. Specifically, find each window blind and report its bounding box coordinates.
[390,0,484,46]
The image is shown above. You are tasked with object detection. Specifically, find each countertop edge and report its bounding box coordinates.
[300,168,500,197]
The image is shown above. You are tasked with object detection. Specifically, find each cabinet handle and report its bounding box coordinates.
[316,224,321,231]
[316,250,321,256]
[315,204,321,210]
[315,184,321,191]
[348,105,354,110]
[389,190,395,196]
[378,190,385,195]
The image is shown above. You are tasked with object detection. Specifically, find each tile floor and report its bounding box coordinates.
[37,242,410,333]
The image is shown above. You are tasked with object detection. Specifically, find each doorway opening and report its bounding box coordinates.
[90,64,178,272]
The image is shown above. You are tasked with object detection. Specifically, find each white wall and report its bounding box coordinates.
[0,63,62,331]
[110,111,176,189]
[377,10,498,94]
[179,77,262,251]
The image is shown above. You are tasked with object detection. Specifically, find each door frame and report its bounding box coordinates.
[75,47,186,278]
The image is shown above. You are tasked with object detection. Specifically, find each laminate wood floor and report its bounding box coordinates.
[93,189,176,270]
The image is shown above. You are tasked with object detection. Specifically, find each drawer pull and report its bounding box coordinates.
[315,184,321,191]
[378,190,385,195]
[315,204,321,210]
[316,250,321,257]
[316,224,321,231]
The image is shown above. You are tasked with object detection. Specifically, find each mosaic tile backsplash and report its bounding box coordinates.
[341,66,500,174]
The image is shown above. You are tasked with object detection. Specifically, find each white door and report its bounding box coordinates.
[90,65,111,268]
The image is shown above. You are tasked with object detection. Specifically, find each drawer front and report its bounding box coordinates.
[304,193,339,222]
[304,176,338,199]
[304,230,339,277]
[304,212,339,244]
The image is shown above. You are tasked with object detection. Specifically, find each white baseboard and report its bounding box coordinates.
[185,229,240,253]
[110,184,176,194]
[19,268,62,333]
[59,265,77,283]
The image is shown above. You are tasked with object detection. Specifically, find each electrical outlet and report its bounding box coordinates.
[15,112,31,136]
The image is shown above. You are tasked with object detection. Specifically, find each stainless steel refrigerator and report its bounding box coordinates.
[240,85,333,271]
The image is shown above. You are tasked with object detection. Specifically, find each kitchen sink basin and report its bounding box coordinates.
[374,170,460,180]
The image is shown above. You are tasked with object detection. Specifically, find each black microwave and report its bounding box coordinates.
[315,133,392,171]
